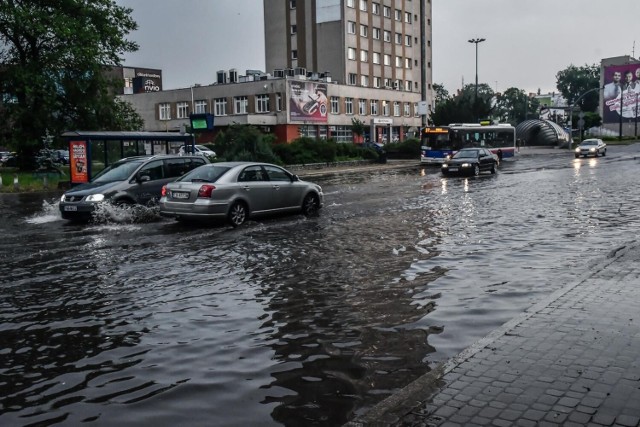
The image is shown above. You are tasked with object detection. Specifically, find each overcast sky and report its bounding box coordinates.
[118,0,640,95]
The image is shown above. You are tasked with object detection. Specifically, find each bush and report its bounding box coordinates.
[383,138,421,158]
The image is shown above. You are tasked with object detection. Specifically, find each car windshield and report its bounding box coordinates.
[453,150,479,159]
[92,160,144,183]
[582,140,598,145]
[178,165,231,183]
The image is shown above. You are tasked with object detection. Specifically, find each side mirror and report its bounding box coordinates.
[291,174,300,182]
[137,173,151,183]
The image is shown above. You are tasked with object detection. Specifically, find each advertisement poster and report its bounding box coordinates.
[70,141,89,184]
[602,64,640,123]
[289,80,328,123]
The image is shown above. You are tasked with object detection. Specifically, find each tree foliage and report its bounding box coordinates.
[430,83,494,126]
[0,0,140,167]
[555,64,600,112]
[494,87,540,125]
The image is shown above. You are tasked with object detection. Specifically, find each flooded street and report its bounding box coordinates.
[2,146,640,426]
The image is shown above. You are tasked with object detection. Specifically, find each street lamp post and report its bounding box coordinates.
[468,38,486,121]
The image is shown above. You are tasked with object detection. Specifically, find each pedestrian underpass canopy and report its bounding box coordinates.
[515,119,570,147]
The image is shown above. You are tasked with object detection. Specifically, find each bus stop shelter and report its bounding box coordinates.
[61,131,194,184]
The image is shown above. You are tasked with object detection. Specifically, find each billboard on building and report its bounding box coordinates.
[289,80,328,123]
[602,64,640,123]
[133,76,161,93]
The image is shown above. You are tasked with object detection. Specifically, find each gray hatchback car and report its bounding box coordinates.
[59,154,208,221]
[159,162,324,226]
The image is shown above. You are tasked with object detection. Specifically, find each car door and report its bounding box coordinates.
[130,159,167,205]
[262,165,302,210]
[237,165,274,214]
[479,149,493,171]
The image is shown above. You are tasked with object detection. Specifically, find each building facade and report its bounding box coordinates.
[121,0,433,144]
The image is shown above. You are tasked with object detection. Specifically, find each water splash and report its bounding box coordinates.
[91,202,162,224]
[25,199,62,224]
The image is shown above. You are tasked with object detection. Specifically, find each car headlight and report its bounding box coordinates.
[60,194,66,202]
[589,148,596,152]
[442,163,448,168]
[461,163,471,167]
[575,148,580,152]
[86,194,105,202]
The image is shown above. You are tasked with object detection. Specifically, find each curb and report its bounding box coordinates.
[346,241,638,426]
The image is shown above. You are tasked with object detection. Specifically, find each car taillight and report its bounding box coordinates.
[161,185,167,197]
[197,184,216,198]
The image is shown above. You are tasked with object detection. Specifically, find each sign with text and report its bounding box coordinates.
[70,141,89,184]
[602,64,640,123]
[289,81,328,123]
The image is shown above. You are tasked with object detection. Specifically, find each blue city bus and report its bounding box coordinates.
[421,123,517,164]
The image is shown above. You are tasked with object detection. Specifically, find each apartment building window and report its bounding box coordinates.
[395,32,402,44]
[347,21,356,34]
[361,75,369,87]
[405,81,412,91]
[372,52,380,64]
[395,56,403,67]
[372,2,380,14]
[405,57,412,69]
[194,100,207,114]
[360,24,368,37]
[395,9,401,21]
[234,96,248,114]
[393,101,401,117]
[405,35,412,46]
[404,102,411,117]
[359,99,367,115]
[291,50,298,60]
[177,102,189,119]
[372,27,380,39]
[405,12,412,23]
[383,30,391,42]
[348,73,357,85]
[383,5,391,17]
[159,103,171,120]
[289,0,296,8]
[414,102,419,117]
[348,47,356,60]
[384,78,392,88]
[330,96,340,114]
[359,0,367,12]
[384,54,391,66]
[370,99,378,116]
[290,25,297,35]
[373,76,381,88]
[256,94,270,113]
[276,94,282,111]
[415,82,419,91]
[346,0,354,7]
[345,97,354,115]
[214,98,227,116]
[396,79,403,90]
[360,49,368,62]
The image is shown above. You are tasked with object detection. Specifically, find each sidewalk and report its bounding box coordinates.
[349,242,640,426]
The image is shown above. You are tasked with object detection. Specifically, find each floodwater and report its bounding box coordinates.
[2,146,640,426]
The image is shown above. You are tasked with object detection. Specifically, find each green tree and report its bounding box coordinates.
[0,0,140,168]
[432,83,449,105]
[431,84,494,125]
[494,87,540,125]
[555,64,600,112]
[350,117,366,142]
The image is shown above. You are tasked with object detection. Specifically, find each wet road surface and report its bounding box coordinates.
[1,145,640,426]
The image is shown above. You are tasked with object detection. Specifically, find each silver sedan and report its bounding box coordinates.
[575,138,607,158]
[159,162,324,226]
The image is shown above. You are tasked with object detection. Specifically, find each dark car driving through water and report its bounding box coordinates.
[441,147,498,176]
[59,154,208,221]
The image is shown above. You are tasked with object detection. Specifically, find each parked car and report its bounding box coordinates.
[159,162,324,227]
[54,149,70,165]
[179,144,216,159]
[441,147,498,176]
[575,139,606,158]
[59,154,209,221]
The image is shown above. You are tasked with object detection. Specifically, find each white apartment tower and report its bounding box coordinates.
[264,0,432,98]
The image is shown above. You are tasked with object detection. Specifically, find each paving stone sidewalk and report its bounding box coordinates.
[349,242,640,427]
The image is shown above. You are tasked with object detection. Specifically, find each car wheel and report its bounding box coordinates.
[575,154,579,158]
[228,201,248,227]
[490,163,496,174]
[114,198,134,206]
[602,149,606,157]
[473,164,480,176]
[302,193,320,216]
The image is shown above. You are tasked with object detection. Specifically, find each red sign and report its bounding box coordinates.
[70,141,89,184]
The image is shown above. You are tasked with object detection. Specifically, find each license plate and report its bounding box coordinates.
[449,167,458,172]
[172,191,190,199]
[64,205,77,211]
